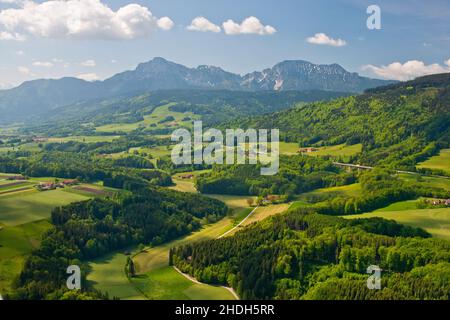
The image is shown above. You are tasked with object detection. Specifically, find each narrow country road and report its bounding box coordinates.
[170,206,262,300]
[218,206,259,239]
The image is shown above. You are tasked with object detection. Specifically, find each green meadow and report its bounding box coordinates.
[344,207,450,240]
[398,174,450,191]
[87,250,145,300]
[279,142,300,155]
[47,135,120,143]
[95,104,200,133]
[416,149,450,174]
[308,144,362,158]
[0,220,52,294]
[294,183,362,204]
[132,266,235,300]
[0,189,89,226]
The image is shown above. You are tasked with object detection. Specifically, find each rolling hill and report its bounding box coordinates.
[224,73,450,170]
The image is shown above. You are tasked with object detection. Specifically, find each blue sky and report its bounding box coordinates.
[0,0,449,88]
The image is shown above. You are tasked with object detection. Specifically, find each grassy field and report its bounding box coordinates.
[0,180,106,293]
[87,250,145,300]
[372,200,420,212]
[95,122,142,133]
[132,266,235,300]
[91,217,238,300]
[86,193,255,300]
[0,189,90,226]
[131,201,288,299]
[0,220,52,294]
[398,174,450,191]
[129,145,173,159]
[305,144,362,159]
[279,142,299,155]
[294,183,362,204]
[416,149,450,174]
[133,217,236,275]
[128,194,256,299]
[95,104,200,133]
[344,207,450,240]
[232,203,290,231]
[169,170,212,193]
[47,135,120,143]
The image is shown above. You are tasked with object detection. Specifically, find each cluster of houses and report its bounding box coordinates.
[36,179,79,191]
[425,198,450,206]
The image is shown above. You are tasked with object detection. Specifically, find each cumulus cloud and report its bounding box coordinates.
[157,16,174,31]
[306,33,346,47]
[0,30,24,40]
[363,59,450,81]
[33,61,53,67]
[81,59,96,67]
[187,17,221,33]
[222,16,276,35]
[76,73,100,81]
[0,0,174,40]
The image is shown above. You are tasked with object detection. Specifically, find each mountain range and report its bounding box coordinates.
[0,57,393,123]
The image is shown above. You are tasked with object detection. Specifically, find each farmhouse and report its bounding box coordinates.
[62,179,79,186]
[37,182,56,191]
[36,179,79,191]
[425,198,450,206]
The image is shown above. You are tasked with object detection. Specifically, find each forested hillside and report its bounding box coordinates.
[7,188,227,299]
[171,209,450,300]
[224,74,450,171]
[23,89,349,135]
[196,156,356,198]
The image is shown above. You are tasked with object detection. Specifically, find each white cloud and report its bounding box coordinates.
[81,59,96,67]
[0,30,24,40]
[157,16,174,31]
[306,33,346,47]
[33,61,53,67]
[0,0,174,40]
[16,49,24,55]
[111,59,118,63]
[52,58,63,63]
[363,59,450,81]
[17,65,30,75]
[187,17,221,33]
[76,73,100,81]
[222,16,276,35]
